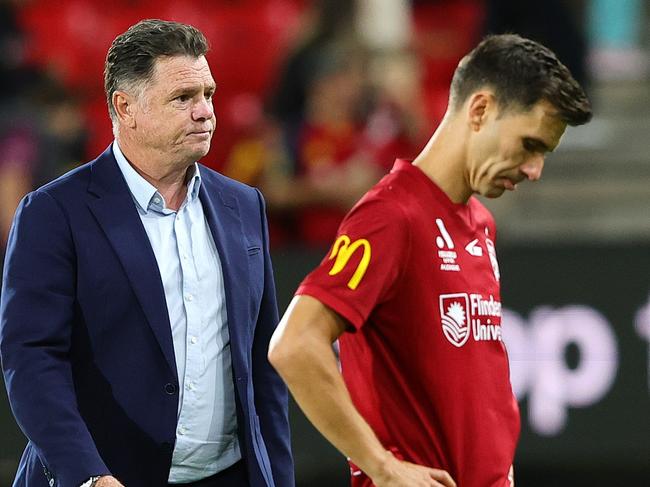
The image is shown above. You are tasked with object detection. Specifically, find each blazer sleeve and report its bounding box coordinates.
[250,189,295,487]
[0,190,110,487]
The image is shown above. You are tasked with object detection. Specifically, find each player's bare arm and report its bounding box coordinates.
[268,295,456,487]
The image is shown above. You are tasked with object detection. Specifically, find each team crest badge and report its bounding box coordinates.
[439,293,470,347]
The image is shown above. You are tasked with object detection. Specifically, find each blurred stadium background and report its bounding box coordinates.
[1,0,649,485]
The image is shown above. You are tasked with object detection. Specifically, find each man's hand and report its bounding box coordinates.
[369,451,456,487]
[95,476,125,487]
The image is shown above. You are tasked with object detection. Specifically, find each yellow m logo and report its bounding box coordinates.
[328,235,371,290]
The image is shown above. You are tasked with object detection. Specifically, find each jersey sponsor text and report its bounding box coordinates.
[440,292,503,346]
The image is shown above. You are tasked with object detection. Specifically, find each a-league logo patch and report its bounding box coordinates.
[485,237,500,282]
[439,293,470,347]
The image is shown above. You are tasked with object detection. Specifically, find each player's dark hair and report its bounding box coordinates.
[450,34,592,126]
[104,19,209,122]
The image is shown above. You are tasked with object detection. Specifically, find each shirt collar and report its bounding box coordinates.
[112,140,202,212]
[186,164,202,202]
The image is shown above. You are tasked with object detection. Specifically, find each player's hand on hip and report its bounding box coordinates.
[95,476,125,487]
[370,452,456,487]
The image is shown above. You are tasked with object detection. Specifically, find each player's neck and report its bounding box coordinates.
[412,113,472,204]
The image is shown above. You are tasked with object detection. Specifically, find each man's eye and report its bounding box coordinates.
[176,94,190,102]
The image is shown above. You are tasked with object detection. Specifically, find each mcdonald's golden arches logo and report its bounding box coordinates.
[328,235,371,290]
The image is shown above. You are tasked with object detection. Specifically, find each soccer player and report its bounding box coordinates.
[268,34,591,487]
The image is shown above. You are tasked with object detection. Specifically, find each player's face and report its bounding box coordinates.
[133,55,217,165]
[468,99,567,198]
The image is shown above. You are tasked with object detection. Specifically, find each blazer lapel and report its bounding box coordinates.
[86,148,177,375]
[199,176,249,374]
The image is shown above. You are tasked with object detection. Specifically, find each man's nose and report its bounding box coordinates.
[193,96,214,121]
[520,155,544,181]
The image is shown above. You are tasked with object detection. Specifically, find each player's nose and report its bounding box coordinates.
[520,155,544,181]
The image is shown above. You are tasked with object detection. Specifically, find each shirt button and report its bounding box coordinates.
[182,254,189,260]
[178,426,186,435]
[188,382,195,391]
[190,336,197,344]
[185,294,193,302]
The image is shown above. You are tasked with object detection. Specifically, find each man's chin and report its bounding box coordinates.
[187,142,212,161]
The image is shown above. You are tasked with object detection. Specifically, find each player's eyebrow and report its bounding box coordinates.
[524,137,553,153]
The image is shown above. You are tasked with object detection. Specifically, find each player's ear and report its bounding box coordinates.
[467,91,494,131]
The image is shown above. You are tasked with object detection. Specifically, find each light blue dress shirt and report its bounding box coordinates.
[112,142,241,483]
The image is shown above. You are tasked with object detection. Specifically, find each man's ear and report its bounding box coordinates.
[112,90,138,129]
[467,91,496,131]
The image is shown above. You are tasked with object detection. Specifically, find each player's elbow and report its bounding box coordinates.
[268,323,308,381]
[269,295,341,380]
[268,331,294,377]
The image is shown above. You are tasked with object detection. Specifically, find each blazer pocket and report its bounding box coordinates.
[247,246,261,256]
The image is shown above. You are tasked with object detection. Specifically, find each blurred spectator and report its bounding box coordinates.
[222,119,296,246]
[289,40,379,245]
[0,78,87,253]
[260,40,380,247]
[0,0,35,257]
[0,0,40,98]
[268,0,357,144]
[1,0,87,265]
[0,102,35,253]
[228,0,367,247]
[33,80,88,182]
[364,49,429,167]
[411,0,485,125]
[356,0,411,51]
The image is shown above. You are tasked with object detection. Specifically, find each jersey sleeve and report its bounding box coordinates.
[296,195,409,330]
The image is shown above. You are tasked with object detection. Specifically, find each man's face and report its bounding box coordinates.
[467,99,567,198]
[132,55,216,164]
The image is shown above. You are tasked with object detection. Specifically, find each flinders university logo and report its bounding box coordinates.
[439,292,503,347]
[439,293,470,347]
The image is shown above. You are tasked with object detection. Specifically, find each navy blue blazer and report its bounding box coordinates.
[0,147,294,487]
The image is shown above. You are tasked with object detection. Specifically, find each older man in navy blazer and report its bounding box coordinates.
[0,20,293,487]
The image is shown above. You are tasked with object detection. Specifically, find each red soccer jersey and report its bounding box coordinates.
[297,159,520,487]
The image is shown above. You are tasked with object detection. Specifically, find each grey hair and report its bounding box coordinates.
[104,19,209,124]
